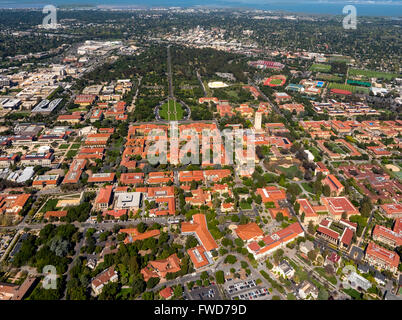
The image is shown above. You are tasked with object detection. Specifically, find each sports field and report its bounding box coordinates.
[263,75,286,87]
[316,73,343,82]
[349,69,400,80]
[159,99,184,121]
[310,64,331,72]
[328,82,369,94]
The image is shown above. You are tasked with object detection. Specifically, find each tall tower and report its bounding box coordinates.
[254,111,262,131]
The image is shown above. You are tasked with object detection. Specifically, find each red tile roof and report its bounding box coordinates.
[159,287,174,299]
[120,227,160,244]
[366,242,400,268]
[181,214,218,252]
[317,226,340,240]
[235,223,264,241]
[373,224,402,246]
[95,185,113,206]
[187,245,210,269]
[44,210,67,219]
[141,254,181,282]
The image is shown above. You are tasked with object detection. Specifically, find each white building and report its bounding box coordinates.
[91,267,118,296]
[115,192,142,211]
[273,261,295,279]
[346,272,372,291]
[298,281,318,300]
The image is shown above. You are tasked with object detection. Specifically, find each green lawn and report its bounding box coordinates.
[301,182,314,193]
[277,165,301,178]
[343,288,363,300]
[159,99,184,121]
[328,142,345,154]
[240,202,252,210]
[310,64,331,72]
[307,146,321,161]
[269,78,284,85]
[70,143,81,149]
[331,161,349,168]
[349,69,400,80]
[316,73,343,82]
[66,150,78,159]
[40,199,59,213]
[59,144,70,150]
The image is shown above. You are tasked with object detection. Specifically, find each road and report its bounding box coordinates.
[150,252,285,300]
[167,45,174,99]
[196,69,207,97]
[62,227,87,300]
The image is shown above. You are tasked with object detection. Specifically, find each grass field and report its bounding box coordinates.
[301,182,314,193]
[270,79,284,85]
[59,144,70,150]
[310,64,331,72]
[329,56,353,63]
[349,69,400,80]
[70,143,81,149]
[328,82,369,94]
[328,142,345,154]
[40,199,59,213]
[159,99,184,121]
[316,73,343,82]
[240,202,252,210]
[392,163,402,180]
[277,165,301,178]
[307,146,321,161]
[66,150,78,159]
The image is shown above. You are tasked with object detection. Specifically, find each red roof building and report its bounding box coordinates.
[62,159,86,184]
[247,223,304,259]
[103,209,128,220]
[120,227,160,244]
[365,242,400,273]
[141,254,181,282]
[296,199,319,223]
[268,208,291,219]
[322,174,344,195]
[380,203,402,218]
[94,186,113,211]
[256,186,287,206]
[159,287,174,299]
[187,245,212,269]
[88,172,115,184]
[0,193,30,217]
[77,148,104,160]
[147,171,174,184]
[181,214,218,252]
[178,170,204,183]
[44,210,67,219]
[372,224,402,248]
[234,223,264,242]
[120,173,145,185]
[75,94,96,106]
[91,267,118,296]
[321,197,359,219]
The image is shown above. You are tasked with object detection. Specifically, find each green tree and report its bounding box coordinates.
[215,270,225,284]
[99,282,119,300]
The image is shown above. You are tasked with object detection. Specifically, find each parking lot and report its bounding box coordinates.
[231,287,270,300]
[190,285,222,300]
[224,279,270,300]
